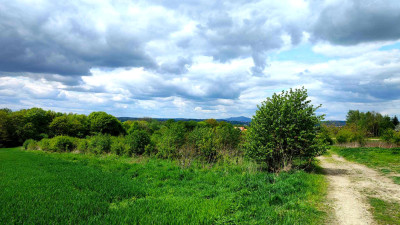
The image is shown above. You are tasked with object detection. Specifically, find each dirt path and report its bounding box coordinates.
[318,154,400,225]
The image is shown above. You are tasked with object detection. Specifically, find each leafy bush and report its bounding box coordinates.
[189,127,218,163]
[336,127,366,145]
[76,139,89,152]
[125,130,150,156]
[38,138,51,151]
[214,123,241,150]
[88,134,111,154]
[49,136,76,152]
[382,129,400,146]
[336,129,352,144]
[318,125,334,145]
[110,137,128,156]
[244,87,326,172]
[23,139,37,150]
[154,123,186,158]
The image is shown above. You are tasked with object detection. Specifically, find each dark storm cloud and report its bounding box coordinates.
[313,0,400,45]
[195,9,294,75]
[0,1,158,76]
[0,0,308,79]
[158,57,192,75]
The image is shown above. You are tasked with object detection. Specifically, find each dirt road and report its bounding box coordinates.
[318,154,400,225]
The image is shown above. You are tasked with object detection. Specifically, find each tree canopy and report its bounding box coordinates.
[244,87,326,172]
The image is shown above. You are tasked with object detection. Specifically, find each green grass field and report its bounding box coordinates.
[0,147,327,224]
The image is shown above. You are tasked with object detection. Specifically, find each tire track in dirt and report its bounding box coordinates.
[318,154,400,225]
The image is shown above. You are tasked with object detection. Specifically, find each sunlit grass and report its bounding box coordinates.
[369,197,400,225]
[0,147,327,224]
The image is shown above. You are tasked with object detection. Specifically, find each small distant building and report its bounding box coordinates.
[236,126,247,132]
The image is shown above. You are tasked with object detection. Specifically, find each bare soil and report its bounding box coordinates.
[318,154,400,225]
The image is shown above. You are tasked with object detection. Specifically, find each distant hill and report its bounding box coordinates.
[224,116,252,123]
[322,121,346,126]
[117,116,251,125]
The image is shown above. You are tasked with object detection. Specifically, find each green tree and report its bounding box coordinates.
[392,116,399,127]
[244,87,326,172]
[153,123,186,158]
[49,114,89,138]
[125,130,150,155]
[88,112,125,136]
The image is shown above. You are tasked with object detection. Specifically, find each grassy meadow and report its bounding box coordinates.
[0,147,327,224]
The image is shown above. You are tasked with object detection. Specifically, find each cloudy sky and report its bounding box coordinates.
[1,0,400,120]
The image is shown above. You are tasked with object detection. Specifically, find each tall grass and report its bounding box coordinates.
[0,147,327,224]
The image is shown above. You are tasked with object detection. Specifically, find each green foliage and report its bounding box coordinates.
[88,111,125,136]
[49,136,76,152]
[214,123,241,150]
[335,125,366,145]
[88,134,112,154]
[0,110,14,147]
[0,147,327,224]
[336,129,352,143]
[110,137,128,156]
[49,114,89,138]
[381,129,400,146]
[154,123,186,158]
[38,138,51,151]
[346,110,395,137]
[245,87,325,172]
[392,115,399,127]
[318,125,334,145]
[23,139,37,150]
[76,139,89,152]
[125,130,150,156]
[189,127,218,162]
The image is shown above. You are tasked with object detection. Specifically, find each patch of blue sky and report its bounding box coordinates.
[379,42,400,51]
[271,44,332,63]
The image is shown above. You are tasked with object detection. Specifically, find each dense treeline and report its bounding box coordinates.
[0,108,125,147]
[322,110,400,146]
[0,108,242,163]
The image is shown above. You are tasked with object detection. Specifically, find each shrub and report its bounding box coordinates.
[214,123,241,150]
[318,125,334,145]
[336,127,366,145]
[144,143,156,155]
[154,123,186,158]
[244,87,326,172]
[23,139,37,150]
[382,129,400,146]
[110,136,128,156]
[88,134,112,154]
[76,139,89,152]
[38,138,51,151]
[125,130,150,156]
[393,132,400,146]
[336,129,352,144]
[49,136,76,152]
[189,127,218,163]
[350,131,366,146]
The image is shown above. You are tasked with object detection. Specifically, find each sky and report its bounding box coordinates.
[0,0,400,120]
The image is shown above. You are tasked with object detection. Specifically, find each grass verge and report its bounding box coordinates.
[0,147,328,224]
[369,197,400,225]
[331,146,400,184]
